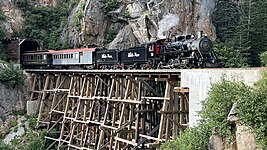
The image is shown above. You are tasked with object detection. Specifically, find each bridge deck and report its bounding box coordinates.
[25,69,182,77]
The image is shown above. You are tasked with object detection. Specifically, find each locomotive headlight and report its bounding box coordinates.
[191,37,213,54]
[199,38,212,54]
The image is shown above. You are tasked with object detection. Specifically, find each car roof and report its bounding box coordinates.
[49,48,96,54]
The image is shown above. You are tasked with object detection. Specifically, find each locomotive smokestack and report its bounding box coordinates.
[198,31,204,38]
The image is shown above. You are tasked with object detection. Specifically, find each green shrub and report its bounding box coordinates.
[10,120,18,128]
[105,27,118,43]
[200,78,251,137]
[161,123,211,150]
[15,0,78,49]
[28,116,37,129]
[237,71,267,148]
[11,130,46,150]
[12,110,26,116]
[260,52,267,66]
[24,133,45,150]
[213,40,248,67]
[14,0,29,8]
[0,140,13,150]
[0,64,26,88]
[103,0,118,12]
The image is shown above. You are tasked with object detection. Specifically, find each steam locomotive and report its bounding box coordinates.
[21,32,219,69]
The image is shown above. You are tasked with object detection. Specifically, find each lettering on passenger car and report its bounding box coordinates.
[128,52,140,58]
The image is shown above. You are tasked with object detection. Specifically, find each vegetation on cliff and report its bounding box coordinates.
[14,0,79,49]
[103,0,118,12]
[0,64,26,88]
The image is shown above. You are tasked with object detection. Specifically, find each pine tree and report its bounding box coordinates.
[248,0,267,66]
[212,0,248,67]
[231,0,252,65]
[212,0,240,42]
[229,0,267,66]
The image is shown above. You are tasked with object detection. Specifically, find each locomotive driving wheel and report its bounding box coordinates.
[168,59,174,69]
[198,61,206,68]
[157,62,163,69]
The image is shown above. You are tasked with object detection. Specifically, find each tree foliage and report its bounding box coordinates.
[212,1,240,42]
[213,0,267,67]
[105,27,119,44]
[161,78,249,149]
[260,52,267,66]
[213,40,247,67]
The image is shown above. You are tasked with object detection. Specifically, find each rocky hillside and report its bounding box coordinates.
[0,0,216,49]
[0,1,24,38]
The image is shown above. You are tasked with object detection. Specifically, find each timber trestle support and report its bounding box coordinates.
[26,69,189,150]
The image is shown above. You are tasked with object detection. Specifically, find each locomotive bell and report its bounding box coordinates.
[198,31,204,38]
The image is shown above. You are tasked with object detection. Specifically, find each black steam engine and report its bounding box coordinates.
[21,32,219,69]
[158,34,217,68]
[116,32,218,69]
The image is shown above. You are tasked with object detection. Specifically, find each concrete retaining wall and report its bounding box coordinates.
[180,68,262,127]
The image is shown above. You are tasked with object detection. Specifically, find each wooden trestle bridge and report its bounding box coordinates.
[26,69,189,150]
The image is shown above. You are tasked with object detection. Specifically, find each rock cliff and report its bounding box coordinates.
[0,1,24,38]
[0,0,216,48]
[61,0,216,48]
[0,83,26,116]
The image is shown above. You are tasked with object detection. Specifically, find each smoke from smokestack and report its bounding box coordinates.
[157,13,179,39]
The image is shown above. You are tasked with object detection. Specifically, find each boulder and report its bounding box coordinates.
[236,124,261,150]
[209,134,225,150]
[227,102,261,150]
[227,102,238,124]
[108,25,137,50]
